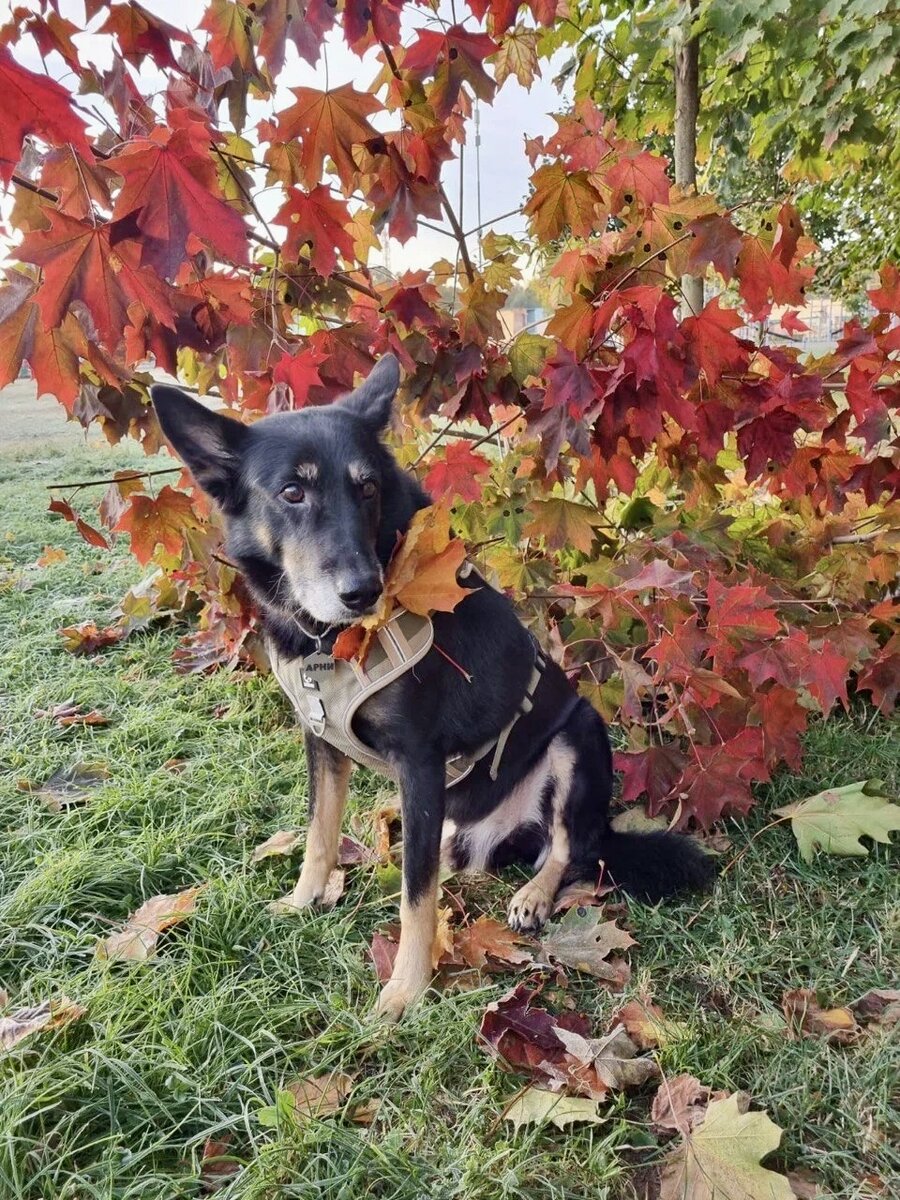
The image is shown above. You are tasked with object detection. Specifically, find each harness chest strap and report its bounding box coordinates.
[267,607,545,789]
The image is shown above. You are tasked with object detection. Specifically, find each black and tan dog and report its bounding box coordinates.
[152,355,714,1020]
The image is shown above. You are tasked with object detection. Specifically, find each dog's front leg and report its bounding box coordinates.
[377,752,445,1021]
[289,733,352,907]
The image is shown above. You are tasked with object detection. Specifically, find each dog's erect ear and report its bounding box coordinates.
[151,385,248,511]
[337,353,400,430]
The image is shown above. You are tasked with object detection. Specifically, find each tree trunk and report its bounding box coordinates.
[674,4,703,316]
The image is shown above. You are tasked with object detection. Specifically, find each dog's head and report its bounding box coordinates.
[151,354,427,627]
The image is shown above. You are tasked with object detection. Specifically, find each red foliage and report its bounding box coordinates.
[0,3,896,829]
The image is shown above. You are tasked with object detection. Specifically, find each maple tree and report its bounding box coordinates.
[0,0,897,833]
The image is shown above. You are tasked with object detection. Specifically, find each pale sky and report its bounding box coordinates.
[10,0,574,274]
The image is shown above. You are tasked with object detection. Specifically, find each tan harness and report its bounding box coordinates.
[268,606,544,788]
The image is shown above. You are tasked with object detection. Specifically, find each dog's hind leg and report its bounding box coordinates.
[287,733,352,908]
[507,737,578,933]
[376,751,445,1021]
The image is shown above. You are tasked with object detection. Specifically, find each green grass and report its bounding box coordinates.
[1,434,898,1200]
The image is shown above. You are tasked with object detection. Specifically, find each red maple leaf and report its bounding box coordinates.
[403,25,498,119]
[856,643,900,714]
[275,84,381,192]
[614,744,686,810]
[49,498,111,549]
[682,297,747,387]
[737,406,803,481]
[424,441,492,503]
[684,212,742,279]
[603,151,670,213]
[272,344,329,407]
[706,578,781,642]
[753,684,807,771]
[19,211,176,350]
[737,640,795,689]
[0,45,92,184]
[867,263,900,316]
[343,0,406,53]
[274,186,356,276]
[680,728,768,828]
[99,3,190,70]
[541,346,597,416]
[114,486,200,565]
[107,116,249,278]
[780,310,810,336]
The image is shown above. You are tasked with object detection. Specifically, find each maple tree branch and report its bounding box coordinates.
[376,38,476,285]
[11,172,58,203]
[46,467,181,490]
[464,208,522,236]
[439,184,476,286]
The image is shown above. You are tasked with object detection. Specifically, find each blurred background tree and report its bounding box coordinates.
[546,0,900,308]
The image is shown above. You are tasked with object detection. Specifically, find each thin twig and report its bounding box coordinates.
[47,467,180,490]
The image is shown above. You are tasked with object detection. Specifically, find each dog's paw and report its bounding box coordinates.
[269,866,344,914]
[374,976,425,1023]
[507,879,555,933]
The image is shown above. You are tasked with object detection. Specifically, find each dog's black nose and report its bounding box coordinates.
[338,579,382,613]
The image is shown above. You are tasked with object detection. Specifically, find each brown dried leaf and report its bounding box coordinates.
[17,762,110,810]
[616,996,684,1050]
[199,1135,240,1194]
[453,916,534,970]
[97,886,202,961]
[283,1072,356,1120]
[34,700,109,727]
[651,1073,726,1135]
[337,834,380,865]
[782,988,859,1044]
[552,1023,658,1093]
[851,988,900,1030]
[250,830,302,863]
[0,995,86,1052]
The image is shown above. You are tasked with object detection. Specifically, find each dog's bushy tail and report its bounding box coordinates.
[568,830,717,903]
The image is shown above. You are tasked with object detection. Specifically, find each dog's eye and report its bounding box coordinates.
[281,483,306,504]
[360,480,378,500]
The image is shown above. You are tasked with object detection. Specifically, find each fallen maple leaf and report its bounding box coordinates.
[851,988,900,1030]
[775,780,900,863]
[551,1023,658,1094]
[36,546,67,567]
[659,1094,794,1200]
[781,988,858,1044]
[199,1134,240,1194]
[539,908,636,983]
[0,995,86,1053]
[453,916,534,970]
[18,762,110,811]
[651,1073,726,1136]
[250,830,302,863]
[615,996,683,1050]
[59,621,126,655]
[337,834,380,865]
[34,701,109,728]
[502,1086,605,1130]
[279,1072,356,1121]
[96,886,202,961]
